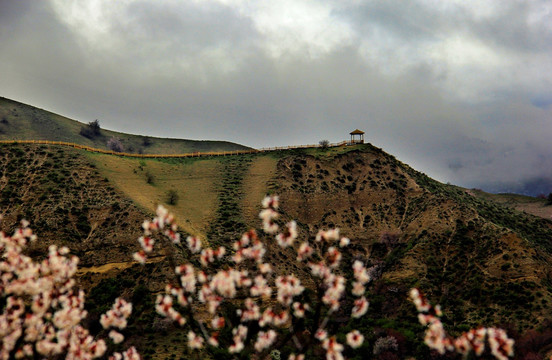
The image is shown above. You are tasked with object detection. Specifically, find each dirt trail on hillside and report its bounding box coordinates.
[242,156,278,226]
[76,255,165,275]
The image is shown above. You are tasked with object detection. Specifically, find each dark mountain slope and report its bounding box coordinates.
[274,146,552,334]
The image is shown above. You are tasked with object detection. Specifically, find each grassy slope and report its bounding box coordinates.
[88,153,221,238]
[87,153,280,241]
[0,96,250,154]
[470,189,552,220]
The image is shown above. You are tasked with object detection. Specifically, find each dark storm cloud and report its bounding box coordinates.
[1,0,552,194]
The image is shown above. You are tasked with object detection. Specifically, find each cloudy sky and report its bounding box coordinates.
[1,0,552,194]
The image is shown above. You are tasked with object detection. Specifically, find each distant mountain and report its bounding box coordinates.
[479,177,552,197]
[0,96,250,154]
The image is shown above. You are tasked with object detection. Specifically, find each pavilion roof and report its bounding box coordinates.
[350,129,365,135]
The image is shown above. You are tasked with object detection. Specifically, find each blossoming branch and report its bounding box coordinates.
[133,196,371,359]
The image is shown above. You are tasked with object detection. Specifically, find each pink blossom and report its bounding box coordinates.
[211,316,225,330]
[261,195,279,209]
[288,354,305,360]
[488,328,514,360]
[346,330,364,348]
[109,330,125,344]
[410,288,515,359]
[229,325,248,353]
[186,236,202,253]
[292,302,310,318]
[100,298,132,330]
[128,198,373,357]
[0,222,137,360]
[164,226,180,244]
[272,310,289,327]
[315,228,340,242]
[208,333,220,347]
[258,263,272,274]
[352,260,371,285]
[260,208,279,234]
[297,242,313,261]
[308,261,331,279]
[275,275,304,306]
[275,221,298,247]
[351,281,365,296]
[121,347,140,360]
[250,275,272,298]
[237,298,261,322]
[409,288,430,312]
[322,274,345,311]
[315,329,328,341]
[322,336,344,360]
[351,297,369,318]
[200,247,226,267]
[259,308,275,327]
[325,247,342,268]
[132,250,146,264]
[175,264,197,293]
[187,331,204,349]
[254,330,277,352]
[138,236,154,253]
[339,237,350,247]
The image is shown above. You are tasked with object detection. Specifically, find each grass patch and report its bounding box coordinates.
[87,152,221,238]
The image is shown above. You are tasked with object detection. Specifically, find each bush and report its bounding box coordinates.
[380,231,400,249]
[145,171,155,184]
[373,336,398,355]
[167,189,179,205]
[79,119,101,139]
[107,136,124,152]
[319,139,330,150]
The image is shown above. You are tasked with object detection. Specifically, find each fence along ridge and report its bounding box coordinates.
[0,140,349,158]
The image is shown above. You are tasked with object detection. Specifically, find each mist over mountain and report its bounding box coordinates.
[478,177,552,197]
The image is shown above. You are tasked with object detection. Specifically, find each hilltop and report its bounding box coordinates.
[0,97,250,154]
[1,140,552,358]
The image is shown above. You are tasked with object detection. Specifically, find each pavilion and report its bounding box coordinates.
[349,129,365,144]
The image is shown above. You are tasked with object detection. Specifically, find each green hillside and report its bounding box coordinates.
[0,97,250,154]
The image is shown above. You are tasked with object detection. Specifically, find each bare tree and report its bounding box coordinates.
[107,136,124,152]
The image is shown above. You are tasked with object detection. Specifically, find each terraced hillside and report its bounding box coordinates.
[1,142,552,358]
[0,97,250,154]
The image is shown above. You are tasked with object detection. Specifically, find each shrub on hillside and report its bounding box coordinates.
[79,119,101,139]
[380,231,400,249]
[145,171,155,184]
[166,189,179,205]
[107,136,124,153]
